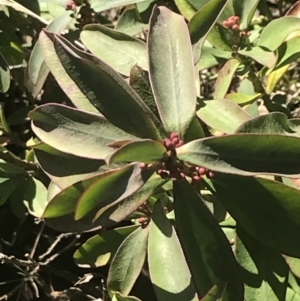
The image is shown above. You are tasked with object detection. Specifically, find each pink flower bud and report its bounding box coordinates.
[222,20,229,27]
[232,24,239,31]
[198,167,206,175]
[175,140,184,148]
[170,132,179,140]
[164,138,175,150]
[206,171,214,179]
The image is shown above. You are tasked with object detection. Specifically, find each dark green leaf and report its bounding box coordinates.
[0,53,10,93]
[189,0,230,63]
[30,104,138,160]
[74,225,138,268]
[148,201,198,301]
[173,180,243,300]
[177,134,300,177]
[198,46,232,70]
[211,174,300,256]
[74,163,152,220]
[174,0,196,21]
[108,225,149,295]
[197,99,251,133]
[148,6,196,138]
[232,0,260,29]
[235,226,288,300]
[34,145,106,189]
[81,24,148,76]
[112,292,143,301]
[108,139,166,164]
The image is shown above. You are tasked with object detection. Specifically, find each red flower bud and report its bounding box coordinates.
[65,0,75,10]
[232,24,239,31]
[233,16,240,23]
[206,171,214,179]
[170,132,179,140]
[193,175,201,182]
[175,140,184,148]
[197,167,206,175]
[164,138,175,150]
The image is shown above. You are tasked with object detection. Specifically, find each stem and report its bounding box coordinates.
[247,67,273,112]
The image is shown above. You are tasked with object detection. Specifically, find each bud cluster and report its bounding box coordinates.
[222,15,240,31]
[163,132,184,151]
[139,132,214,183]
[65,0,76,11]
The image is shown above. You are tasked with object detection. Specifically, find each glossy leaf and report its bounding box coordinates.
[148,201,198,301]
[40,32,160,140]
[235,226,288,300]
[213,59,240,99]
[275,37,300,70]
[81,25,148,76]
[93,175,168,223]
[107,225,149,295]
[34,145,106,189]
[173,180,243,300]
[74,163,152,221]
[286,288,300,301]
[0,177,22,206]
[30,104,138,160]
[0,53,10,93]
[211,174,300,256]
[74,225,138,268]
[258,16,300,51]
[197,99,252,133]
[177,134,300,177]
[148,6,196,138]
[43,164,140,218]
[108,139,166,164]
[28,11,73,97]
[189,0,229,64]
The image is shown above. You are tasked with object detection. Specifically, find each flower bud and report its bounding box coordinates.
[164,138,175,150]
[206,171,214,179]
[198,167,206,175]
[222,20,229,27]
[170,132,179,140]
[232,24,239,31]
[175,140,184,148]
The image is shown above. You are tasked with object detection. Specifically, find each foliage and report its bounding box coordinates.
[2,0,300,300]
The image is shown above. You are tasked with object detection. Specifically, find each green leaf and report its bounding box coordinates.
[286,288,300,301]
[225,92,261,105]
[30,104,137,160]
[173,180,243,300]
[112,292,143,301]
[81,25,148,76]
[74,225,138,268]
[0,0,48,24]
[232,0,260,29]
[148,6,196,137]
[285,256,300,279]
[148,201,198,301]
[0,53,10,93]
[93,175,168,223]
[43,164,140,219]
[235,112,299,135]
[213,58,240,99]
[23,177,48,218]
[200,283,227,301]
[0,177,22,206]
[189,0,230,63]
[53,32,160,140]
[235,226,288,301]
[108,226,149,296]
[174,0,196,21]
[89,0,153,12]
[211,174,300,256]
[198,46,232,70]
[108,139,166,164]
[238,46,276,68]
[115,5,148,36]
[74,163,152,221]
[275,37,300,70]
[34,145,106,189]
[39,30,98,113]
[176,134,300,177]
[197,99,251,133]
[258,16,300,51]
[28,11,73,97]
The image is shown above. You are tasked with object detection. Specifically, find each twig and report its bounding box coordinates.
[30,223,45,259]
[0,151,37,172]
[39,232,75,260]
[41,235,81,265]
